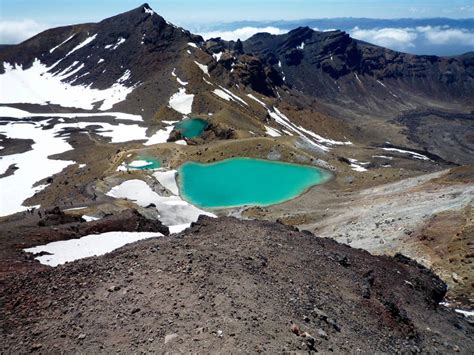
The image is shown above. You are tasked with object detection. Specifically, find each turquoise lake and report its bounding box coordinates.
[175,118,208,139]
[178,158,331,208]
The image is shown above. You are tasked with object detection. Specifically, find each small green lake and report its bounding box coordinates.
[126,157,161,170]
[178,158,331,208]
[175,118,208,139]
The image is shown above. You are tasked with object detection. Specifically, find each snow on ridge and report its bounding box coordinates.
[265,126,281,137]
[49,34,75,53]
[348,158,369,172]
[59,62,85,80]
[220,87,248,106]
[117,70,131,83]
[144,6,155,16]
[213,52,223,61]
[194,61,209,75]
[105,37,126,50]
[169,88,194,116]
[66,34,97,57]
[0,59,135,111]
[203,77,213,86]
[247,94,267,108]
[267,107,352,150]
[177,77,188,86]
[297,41,305,50]
[267,107,328,151]
[171,68,188,86]
[213,89,232,102]
[187,42,198,48]
[212,86,248,106]
[381,147,430,161]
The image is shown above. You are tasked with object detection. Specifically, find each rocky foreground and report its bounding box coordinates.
[1,216,472,353]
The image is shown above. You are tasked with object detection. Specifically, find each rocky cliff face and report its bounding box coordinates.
[238,27,474,103]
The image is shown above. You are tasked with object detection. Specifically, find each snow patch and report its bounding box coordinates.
[66,34,97,56]
[171,68,188,86]
[169,88,194,116]
[107,179,215,234]
[213,52,223,61]
[117,70,131,83]
[49,34,75,53]
[213,87,248,106]
[194,61,209,75]
[0,122,74,216]
[82,215,100,222]
[0,106,143,122]
[382,147,430,160]
[247,94,267,108]
[25,231,162,266]
[213,89,232,102]
[144,125,174,146]
[265,126,281,137]
[348,158,369,172]
[105,37,126,50]
[267,107,352,151]
[154,170,179,195]
[0,59,135,111]
[144,6,154,15]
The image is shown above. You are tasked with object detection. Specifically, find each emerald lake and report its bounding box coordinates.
[175,118,208,139]
[178,158,331,208]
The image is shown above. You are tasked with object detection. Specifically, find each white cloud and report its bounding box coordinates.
[0,19,47,44]
[199,26,288,41]
[349,26,474,52]
[417,26,474,46]
[350,27,418,51]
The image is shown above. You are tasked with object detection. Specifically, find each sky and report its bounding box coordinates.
[1,0,474,55]
[2,0,474,25]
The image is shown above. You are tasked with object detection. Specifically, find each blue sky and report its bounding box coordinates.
[1,0,474,53]
[2,0,474,25]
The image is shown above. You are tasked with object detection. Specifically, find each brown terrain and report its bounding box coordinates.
[1,216,473,353]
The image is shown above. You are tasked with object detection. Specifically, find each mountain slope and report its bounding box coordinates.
[2,216,473,353]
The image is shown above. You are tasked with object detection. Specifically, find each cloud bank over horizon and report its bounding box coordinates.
[0,19,48,44]
[198,24,474,56]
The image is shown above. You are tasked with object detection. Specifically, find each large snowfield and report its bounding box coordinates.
[0,59,135,110]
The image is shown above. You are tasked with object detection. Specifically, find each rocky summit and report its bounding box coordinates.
[0,3,473,353]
